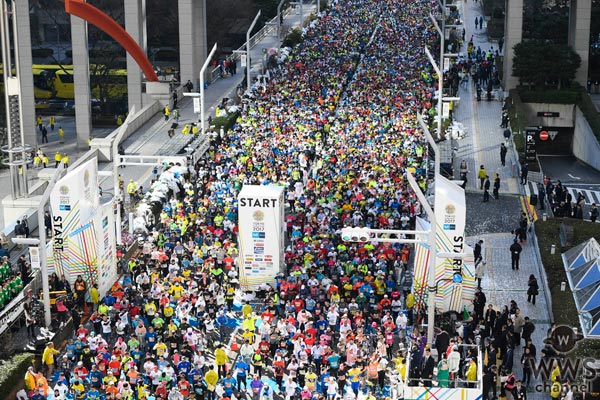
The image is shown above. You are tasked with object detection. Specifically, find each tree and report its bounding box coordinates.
[146,0,178,48]
[512,40,581,89]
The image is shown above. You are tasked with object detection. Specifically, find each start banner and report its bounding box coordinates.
[237,185,285,290]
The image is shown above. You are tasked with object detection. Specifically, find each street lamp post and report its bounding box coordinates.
[406,173,438,346]
[246,11,262,93]
[439,1,445,141]
[277,0,285,38]
[340,172,466,347]
[429,0,446,140]
[417,114,440,183]
[0,0,31,199]
[425,44,442,141]
[200,43,218,135]
[12,160,65,327]
[112,106,136,246]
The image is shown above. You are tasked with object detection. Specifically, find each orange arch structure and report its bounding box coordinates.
[65,0,159,82]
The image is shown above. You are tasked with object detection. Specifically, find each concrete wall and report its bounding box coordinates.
[146,82,185,108]
[521,103,575,127]
[125,0,145,110]
[120,100,163,141]
[502,0,523,91]
[15,0,37,148]
[568,0,592,86]
[1,195,42,230]
[70,15,93,150]
[178,0,207,87]
[573,106,600,171]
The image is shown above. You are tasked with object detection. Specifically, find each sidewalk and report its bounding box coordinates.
[453,0,519,196]
[458,1,552,398]
[478,234,551,399]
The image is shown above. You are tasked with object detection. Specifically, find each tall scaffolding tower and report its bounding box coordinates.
[0,0,32,198]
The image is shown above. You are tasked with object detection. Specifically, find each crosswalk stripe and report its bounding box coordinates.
[523,182,531,197]
[583,189,599,205]
[562,187,600,205]
[530,182,539,196]
[567,187,578,202]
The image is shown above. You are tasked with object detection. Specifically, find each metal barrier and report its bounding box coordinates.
[0,270,42,337]
[405,343,482,390]
[230,5,295,65]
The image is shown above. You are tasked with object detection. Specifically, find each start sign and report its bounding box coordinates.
[539,130,549,141]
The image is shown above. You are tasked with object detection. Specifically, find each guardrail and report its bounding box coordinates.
[231,5,294,64]
[188,134,210,165]
[405,343,483,390]
[209,66,222,83]
[0,270,42,337]
[204,7,294,88]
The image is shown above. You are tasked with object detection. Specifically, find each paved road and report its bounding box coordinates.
[524,181,600,205]
[538,155,600,185]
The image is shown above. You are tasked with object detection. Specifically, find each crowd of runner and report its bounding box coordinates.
[21,0,488,399]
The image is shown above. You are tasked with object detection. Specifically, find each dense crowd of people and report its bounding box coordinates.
[20,0,494,399]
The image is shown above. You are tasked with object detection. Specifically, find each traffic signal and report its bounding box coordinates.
[341,227,371,243]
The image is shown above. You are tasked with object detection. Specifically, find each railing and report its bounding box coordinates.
[404,343,482,390]
[209,66,222,83]
[230,5,295,65]
[103,101,163,144]
[0,270,42,337]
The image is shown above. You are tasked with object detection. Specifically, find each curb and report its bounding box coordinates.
[528,222,554,321]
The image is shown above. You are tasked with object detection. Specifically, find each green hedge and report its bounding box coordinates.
[518,88,580,104]
[0,352,34,398]
[486,18,504,40]
[482,0,493,16]
[507,89,528,136]
[211,111,240,133]
[282,28,303,48]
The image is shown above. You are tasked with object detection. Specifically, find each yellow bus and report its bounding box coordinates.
[0,65,56,99]
[1,64,128,102]
[32,64,74,99]
[32,64,128,100]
